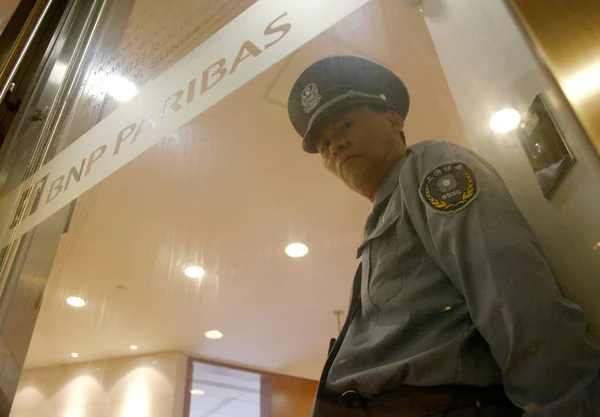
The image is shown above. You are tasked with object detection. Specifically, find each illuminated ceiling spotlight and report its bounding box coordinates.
[204,330,223,340]
[66,296,86,308]
[285,243,309,258]
[490,108,521,133]
[184,266,205,279]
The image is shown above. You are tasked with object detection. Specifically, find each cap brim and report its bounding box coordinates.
[302,96,387,153]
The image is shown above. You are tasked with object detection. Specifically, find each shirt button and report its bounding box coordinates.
[341,390,363,408]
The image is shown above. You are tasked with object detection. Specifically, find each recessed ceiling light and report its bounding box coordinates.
[129,345,138,351]
[190,389,205,396]
[285,243,309,258]
[490,108,521,133]
[66,296,86,308]
[184,266,205,279]
[205,330,223,340]
[71,352,79,358]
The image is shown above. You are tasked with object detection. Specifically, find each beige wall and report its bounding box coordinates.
[10,351,187,417]
[12,351,315,417]
[423,1,600,336]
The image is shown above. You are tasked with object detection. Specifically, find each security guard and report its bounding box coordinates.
[287,56,600,416]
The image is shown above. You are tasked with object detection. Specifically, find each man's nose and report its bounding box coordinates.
[329,138,347,157]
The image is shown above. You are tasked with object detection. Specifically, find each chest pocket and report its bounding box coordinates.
[358,208,403,320]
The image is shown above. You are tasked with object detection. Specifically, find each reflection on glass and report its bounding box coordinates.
[48,61,69,86]
[107,75,138,102]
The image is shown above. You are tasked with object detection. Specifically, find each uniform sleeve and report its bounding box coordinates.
[403,140,600,416]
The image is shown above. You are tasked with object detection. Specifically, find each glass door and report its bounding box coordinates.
[0,1,599,416]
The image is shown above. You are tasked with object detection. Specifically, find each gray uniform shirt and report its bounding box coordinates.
[324,140,600,416]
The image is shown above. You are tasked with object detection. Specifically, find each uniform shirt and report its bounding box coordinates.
[324,140,600,416]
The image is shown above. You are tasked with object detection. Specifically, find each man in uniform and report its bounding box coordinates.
[287,56,600,416]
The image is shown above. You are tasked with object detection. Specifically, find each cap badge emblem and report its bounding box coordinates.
[301,83,322,114]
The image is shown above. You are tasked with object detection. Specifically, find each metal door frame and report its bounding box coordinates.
[0,0,107,410]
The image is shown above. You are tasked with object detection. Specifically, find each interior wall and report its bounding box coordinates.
[506,0,600,157]
[423,1,600,336]
[269,373,318,417]
[9,351,188,417]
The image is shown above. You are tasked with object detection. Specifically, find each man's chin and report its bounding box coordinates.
[343,175,366,193]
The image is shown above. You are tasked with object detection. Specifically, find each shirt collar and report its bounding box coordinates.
[372,155,407,209]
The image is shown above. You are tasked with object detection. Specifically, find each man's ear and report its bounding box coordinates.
[385,110,405,134]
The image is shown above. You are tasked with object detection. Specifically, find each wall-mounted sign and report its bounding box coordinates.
[517,93,575,199]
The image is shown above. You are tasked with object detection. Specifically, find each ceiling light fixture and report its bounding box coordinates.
[190,389,205,396]
[71,353,79,358]
[66,296,86,308]
[205,330,223,340]
[490,108,521,133]
[184,266,205,279]
[285,243,309,258]
[129,345,138,351]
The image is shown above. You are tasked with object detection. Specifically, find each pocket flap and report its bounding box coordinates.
[356,211,399,257]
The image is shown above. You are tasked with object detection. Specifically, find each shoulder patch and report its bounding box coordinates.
[419,162,479,215]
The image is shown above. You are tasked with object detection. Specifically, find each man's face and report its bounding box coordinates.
[310,105,406,196]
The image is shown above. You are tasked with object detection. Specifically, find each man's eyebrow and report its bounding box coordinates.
[313,110,354,143]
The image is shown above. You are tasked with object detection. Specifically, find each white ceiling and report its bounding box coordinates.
[23,0,468,380]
